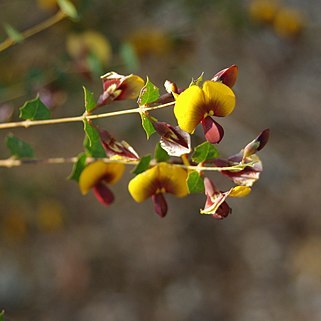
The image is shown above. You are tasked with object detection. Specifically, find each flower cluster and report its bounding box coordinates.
[74,66,269,219]
[249,0,304,38]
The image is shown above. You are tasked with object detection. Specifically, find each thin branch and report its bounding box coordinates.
[0,10,67,53]
[0,101,175,130]
[0,156,249,173]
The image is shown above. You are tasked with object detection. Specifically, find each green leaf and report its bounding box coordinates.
[120,42,140,73]
[187,171,204,193]
[83,120,106,158]
[138,77,160,105]
[0,310,4,321]
[6,134,34,159]
[4,23,23,43]
[57,0,78,19]
[189,72,204,87]
[68,153,87,182]
[141,113,156,139]
[131,155,151,175]
[83,86,96,113]
[154,142,170,162]
[19,96,51,120]
[192,141,219,163]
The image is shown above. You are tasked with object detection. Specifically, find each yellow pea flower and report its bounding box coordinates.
[79,161,125,207]
[174,81,235,143]
[128,162,188,217]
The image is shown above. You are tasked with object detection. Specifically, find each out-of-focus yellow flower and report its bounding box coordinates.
[249,0,279,23]
[174,81,235,143]
[37,200,64,232]
[273,7,304,38]
[128,29,172,57]
[128,162,188,217]
[66,30,112,65]
[79,161,125,207]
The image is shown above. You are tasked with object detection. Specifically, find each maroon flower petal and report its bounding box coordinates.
[212,201,232,219]
[212,65,238,88]
[152,193,168,218]
[201,116,224,144]
[93,182,114,207]
[154,121,191,156]
[100,129,139,160]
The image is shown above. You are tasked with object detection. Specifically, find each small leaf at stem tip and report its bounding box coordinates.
[131,155,151,175]
[83,120,106,158]
[57,0,78,19]
[154,142,170,162]
[6,133,34,159]
[187,171,205,193]
[138,77,160,105]
[68,153,87,182]
[4,23,23,43]
[141,113,156,139]
[192,141,219,163]
[83,86,96,113]
[19,96,51,121]
[189,72,204,87]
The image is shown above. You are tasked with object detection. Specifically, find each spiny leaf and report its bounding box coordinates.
[192,141,219,163]
[138,77,160,105]
[154,142,170,162]
[83,120,106,158]
[68,153,87,182]
[132,155,151,175]
[187,171,205,193]
[141,113,156,139]
[57,0,78,19]
[4,23,23,43]
[19,96,51,121]
[6,134,34,159]
[83,86,96,113]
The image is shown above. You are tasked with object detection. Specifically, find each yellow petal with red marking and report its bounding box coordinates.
[79,161,125,195]
[128,163,188,203]
[202,81,236,117]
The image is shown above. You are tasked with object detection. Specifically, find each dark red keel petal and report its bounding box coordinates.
[152,193,168,218]
[93,182,114,207]
[201,116,224,144]
[212,201,232,219]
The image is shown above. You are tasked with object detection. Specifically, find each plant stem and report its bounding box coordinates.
[0,10,67,53]
[0,155,247,172]
[0,102,175,130]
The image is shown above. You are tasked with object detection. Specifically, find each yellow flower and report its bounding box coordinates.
[128,29,172,57]
[128,163,188,217]
[174,81,235,143]
[273,7,304,38]
[249,0,279,24]
[79,161,125,206]
[66,30,112,65]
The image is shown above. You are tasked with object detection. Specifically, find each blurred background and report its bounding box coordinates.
[0,0,321,320]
